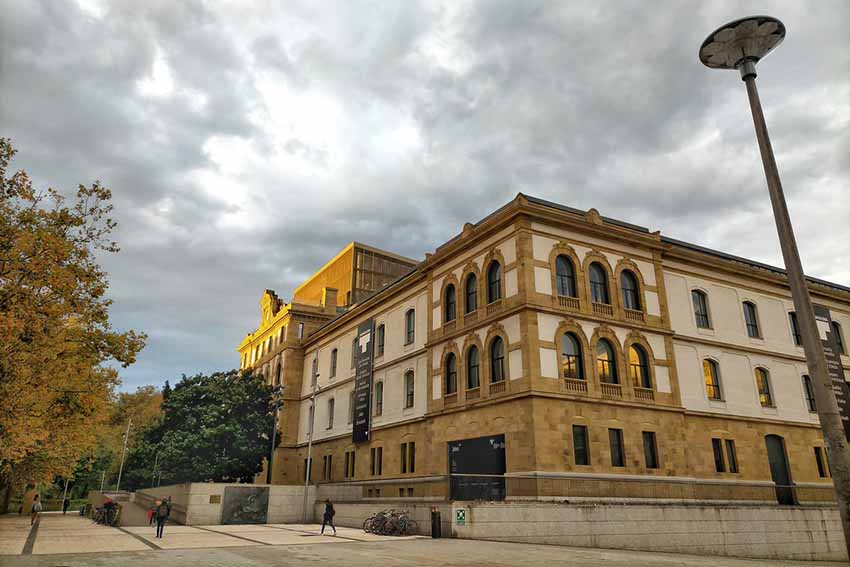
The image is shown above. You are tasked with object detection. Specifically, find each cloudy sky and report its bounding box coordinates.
[2,1,848,391]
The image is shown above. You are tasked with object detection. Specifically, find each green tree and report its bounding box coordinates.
[0,138,146,511]
[124,370,274,488]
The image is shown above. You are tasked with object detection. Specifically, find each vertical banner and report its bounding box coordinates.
[352,319,375,443]
[814,305,850,441]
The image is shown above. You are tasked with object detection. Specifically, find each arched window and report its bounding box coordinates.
[692,290,711,329]
[445,353,457,395]
[445,284,457,322]
[376,324,385,357]
[404,371,415,408]
[487,261,502,303]
[743,301,760,338]
[467,346,480,389]
[274,364,282,386]
[329,349,338,378]
[703,359,722,400]
[755,368,773,407]
[490,337,506,383]
[465,274,478,313]
[405,309,415,345]
[588,263,609,304]
[560,333,583,380]
[833,321,846,354]
[788,312,802,346]
[327,398,335,429]
[555,255,577,298]
[628,345,651,389]
[802,375,816,412]
[620,270,641,311]
[596,339,617,383]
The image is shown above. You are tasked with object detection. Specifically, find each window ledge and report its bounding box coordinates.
[760,406,779,416]
[697,327,716,337]
[708,399,727,410]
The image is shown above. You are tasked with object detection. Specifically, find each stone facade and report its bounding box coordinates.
[238,194,850,506]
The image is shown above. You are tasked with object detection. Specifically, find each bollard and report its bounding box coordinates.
[430,507,441,538]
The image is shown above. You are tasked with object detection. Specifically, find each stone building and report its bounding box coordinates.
[237,194,850,505]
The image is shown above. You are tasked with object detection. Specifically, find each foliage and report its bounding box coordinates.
[122,370,275,489]
[0,138,146,507]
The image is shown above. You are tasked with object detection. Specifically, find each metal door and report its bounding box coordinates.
[765,434,796,505]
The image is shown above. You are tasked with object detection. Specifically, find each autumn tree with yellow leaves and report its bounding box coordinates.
[0,138,146,511]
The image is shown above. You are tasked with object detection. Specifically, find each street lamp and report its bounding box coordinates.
[266,383,284,485]
[700,15,850,550]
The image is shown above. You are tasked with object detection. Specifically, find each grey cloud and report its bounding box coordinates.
[2,0,848,389]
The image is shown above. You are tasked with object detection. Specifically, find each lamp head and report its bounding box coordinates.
[699,16,785,79]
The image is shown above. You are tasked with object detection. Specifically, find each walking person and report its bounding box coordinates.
[62,497,70,515]
[147,504,155,526]
[155,497,171,538]
[320,499,336,536]
[30,494,42,526]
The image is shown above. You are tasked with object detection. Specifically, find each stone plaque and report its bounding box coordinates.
[221,486,269,525]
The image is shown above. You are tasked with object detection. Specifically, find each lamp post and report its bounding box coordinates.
[700,15,850,550]
[302,358,319,522]
[266,383,284,485]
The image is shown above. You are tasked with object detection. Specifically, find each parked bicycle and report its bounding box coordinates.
[92,503,119,526]
[363,509,418,536]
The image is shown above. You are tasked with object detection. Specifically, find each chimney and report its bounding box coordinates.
[322,287,339,314]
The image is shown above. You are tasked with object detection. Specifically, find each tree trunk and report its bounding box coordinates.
[0,480,12,515]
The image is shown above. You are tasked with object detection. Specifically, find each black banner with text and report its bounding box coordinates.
[352,319,375,443]
[814,305,850,441]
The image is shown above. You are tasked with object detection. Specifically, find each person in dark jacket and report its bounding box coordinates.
[320,499,336,535]
[154,498,171,538]
[62,497,70,515]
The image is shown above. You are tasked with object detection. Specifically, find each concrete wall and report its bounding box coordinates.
[450,501,847,562]
[312,500,450,537]
[136,483,315,525]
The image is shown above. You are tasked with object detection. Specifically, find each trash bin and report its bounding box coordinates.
[431,507,441,538]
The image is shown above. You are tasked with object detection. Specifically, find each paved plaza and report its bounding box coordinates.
[0,513,845,567]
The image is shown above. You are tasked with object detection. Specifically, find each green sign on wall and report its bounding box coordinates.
[455,508,466,525]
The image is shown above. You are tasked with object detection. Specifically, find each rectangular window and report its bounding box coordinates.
[327,399,334,429]
[370,447,382,476]
[404,372,415,408]
[407,487,414,497]
[304,458,312,482]
[642,431,659,469]
[573,425,590,466]
[405,310,416,345]
[401,443,407,474]
[344,452,350,479]
[322,455,332,481]
[712,438,726,472]
[608,428,625,467]
[725,440,738,474]
[376,324,385,357]
[298,322,304,339]
[399,488,405,497]
[348,390,355,424]
[374,382,383,416]
[743,302,760,338]
[803,375,817,412]
[330,349,337,378]
[344,450,355,478]
[692,290,711,329]
[400,442,415,474]
[815,447,828,478]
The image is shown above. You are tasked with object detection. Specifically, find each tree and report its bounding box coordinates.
[162,380,172,402]
[0,138,146,510]
[123,370,274,488]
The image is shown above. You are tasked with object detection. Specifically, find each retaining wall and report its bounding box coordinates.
[449,501,847,562]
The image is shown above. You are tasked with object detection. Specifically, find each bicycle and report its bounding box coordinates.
[363,509,418,536]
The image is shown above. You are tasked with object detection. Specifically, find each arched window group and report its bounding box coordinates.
[444,336,507,397]
[559,331,655,392]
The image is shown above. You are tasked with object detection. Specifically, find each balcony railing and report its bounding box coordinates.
[486,301,503,316]
[592,302,613,317]
[625,309,645,323]
[634,387,655,402]
[489,381,506,395]
[465,388,480,401]
[600,382,622,398]
[564,378,588,394]
[444,393,458,406]
[557,296,580,310]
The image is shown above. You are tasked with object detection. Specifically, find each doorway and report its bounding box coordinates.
[765,434,796,505]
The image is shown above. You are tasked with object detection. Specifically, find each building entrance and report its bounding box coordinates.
[765,434,796,505]
[448,434,506,501]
